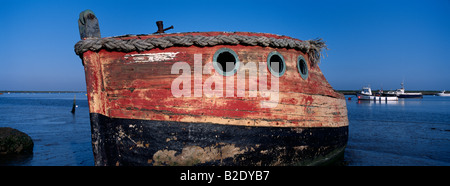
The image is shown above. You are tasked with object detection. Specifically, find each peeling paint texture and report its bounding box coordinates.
[89,113,347,166]
[81,32,349,166]
[124,52,179,63]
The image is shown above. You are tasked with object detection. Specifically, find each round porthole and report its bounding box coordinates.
[267,51,286,77]
[213,48,240,76]
[297,55,308,80]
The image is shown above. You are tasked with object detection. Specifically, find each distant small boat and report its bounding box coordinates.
[383,82,423,99]
[357,86,398,101]
[436,90,450,97]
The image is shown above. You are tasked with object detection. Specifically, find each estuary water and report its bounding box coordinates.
[0,93,93,165]
[0,93,449,166]
[344,95,450,166]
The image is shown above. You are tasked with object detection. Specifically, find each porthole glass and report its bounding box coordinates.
[213,48,240,76]
[297,55,308,80]
[267,51,286,77]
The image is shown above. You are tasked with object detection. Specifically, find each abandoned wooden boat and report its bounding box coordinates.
[74,10,348,166]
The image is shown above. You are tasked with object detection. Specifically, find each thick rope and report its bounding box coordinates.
[75,34,326,65]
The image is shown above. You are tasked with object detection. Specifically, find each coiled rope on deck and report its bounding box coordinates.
[74,34,327,65]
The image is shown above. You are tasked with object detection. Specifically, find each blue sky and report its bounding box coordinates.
[0,0,449,91]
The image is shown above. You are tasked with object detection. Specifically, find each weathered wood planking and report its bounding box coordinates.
[82,34,347,129]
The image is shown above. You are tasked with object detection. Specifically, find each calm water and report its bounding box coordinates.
[0,93,449,166]
[345,95,450,166]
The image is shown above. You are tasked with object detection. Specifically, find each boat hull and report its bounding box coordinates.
[357,94,398,101]
[90,113,348,166]
[397,94,423,98]
[436,93,450,97]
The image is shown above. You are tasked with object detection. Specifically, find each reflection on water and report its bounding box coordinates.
[356,98,425,106]
[357,100,404,105]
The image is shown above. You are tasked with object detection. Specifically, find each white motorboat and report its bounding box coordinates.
[357,86,398,101]
[436,90,450,97]
[383,82,423,98]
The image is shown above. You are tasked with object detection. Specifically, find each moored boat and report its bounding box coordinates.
[436,90,450,97]
[74,10,348,166]
[383,82,423,98]
[357,86,398,101]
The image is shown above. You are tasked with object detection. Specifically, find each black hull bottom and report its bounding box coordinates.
[398,95,423,98]
[89,113,348,166]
